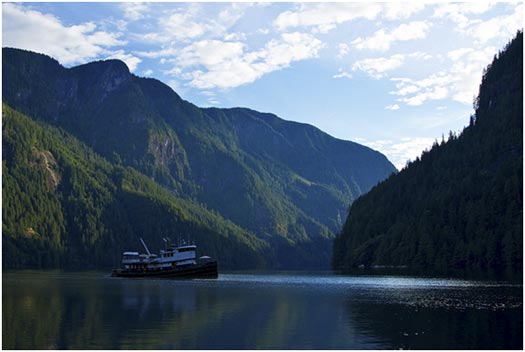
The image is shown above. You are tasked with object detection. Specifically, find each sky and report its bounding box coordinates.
[2,1,523,169]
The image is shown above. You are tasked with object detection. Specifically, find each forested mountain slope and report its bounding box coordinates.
[332,32,523,279]
[2,104,271,269]
[2,105,272,268]
[2,48,395,269]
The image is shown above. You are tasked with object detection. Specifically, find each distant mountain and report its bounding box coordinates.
[332,32,523,279]
[2,47,396,269]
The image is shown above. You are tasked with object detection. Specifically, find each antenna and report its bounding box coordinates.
[140,238,152,256]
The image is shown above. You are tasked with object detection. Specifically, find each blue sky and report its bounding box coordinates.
[3,2,522,169]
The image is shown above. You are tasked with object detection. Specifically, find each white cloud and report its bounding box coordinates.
[273,3,382,32]
[336,43,350,58]
[176,40,245,68]
[166,79,183,93]
[263,32,324,68]
[385,104,400,111]
[224,32,247,41]
[351,54,405,79]
[433,2,522,44]
[105,50,141,72]
[391,73,451,106]
[314,23,337,34]
[408,51,433,61]
[2,3,126,65]
[448,46,497,103]
[333,68,352,79]
[393,83,420,96]
[399,86,449,106]
[348,49,433,83]
[389,21,431,41]
[273,3,426,32]
[390,45,497,107]
[135,47,178,59]
[446,48,474,61]
[142,69,153,76]
[147,3,252,44]
[433,2,497,28]
[165,32,324,89]
[217,3,251,28]
[161,10,207,41]
[352,21,431,51]
[464,3,523,43]
[382,3,427,20]
[363,137,436,170]
[135,32,170,44]
[121,2,150,21]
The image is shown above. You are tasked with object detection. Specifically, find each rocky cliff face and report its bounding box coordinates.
[72,60,132,105]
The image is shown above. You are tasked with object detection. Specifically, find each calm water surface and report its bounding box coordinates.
[2,270,522,349]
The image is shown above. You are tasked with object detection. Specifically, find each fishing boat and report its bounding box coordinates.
[111,238,218,279]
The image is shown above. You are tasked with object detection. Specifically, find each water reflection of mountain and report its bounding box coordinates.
[2,271,64,349]
[3,272,244,349]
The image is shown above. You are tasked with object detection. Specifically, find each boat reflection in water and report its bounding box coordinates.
[111,238,218,279]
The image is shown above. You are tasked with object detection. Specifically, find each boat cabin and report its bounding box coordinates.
[120,241,197,271]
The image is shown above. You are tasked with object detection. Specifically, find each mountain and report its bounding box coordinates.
[332,32,523,279]
[2,48,396,269]
[2,104,272,269]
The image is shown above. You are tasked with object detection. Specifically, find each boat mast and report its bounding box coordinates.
[140,238,152,256]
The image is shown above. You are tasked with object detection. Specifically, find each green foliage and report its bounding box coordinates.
[332,32,523,279]
[2,104,270,269]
